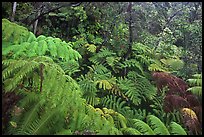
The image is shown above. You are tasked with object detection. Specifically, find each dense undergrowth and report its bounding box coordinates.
[2,2,202,135]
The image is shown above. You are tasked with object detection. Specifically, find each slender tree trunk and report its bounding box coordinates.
[33,9,41,35]
[123,2,133,76]
[10,2,17,21]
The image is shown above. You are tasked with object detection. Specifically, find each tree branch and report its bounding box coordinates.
[28,2,82,26]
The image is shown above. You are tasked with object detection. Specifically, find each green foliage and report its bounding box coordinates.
[100,95,126,112]
[169,122,187,135]
[89,48,117,65]
[160,58,185,71]
[120,127,142,135]
[2,19,30,45]
[147,115,170,135]
[117,71,157,106]
[187,73,202,96]
[132,115,187,135]
[2,19,82,62]
[84,43,96,53]
[2,2,202,135]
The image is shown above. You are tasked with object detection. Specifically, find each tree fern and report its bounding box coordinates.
[2,19,82,62]
[59,60,80,76]
[2,19,29,44]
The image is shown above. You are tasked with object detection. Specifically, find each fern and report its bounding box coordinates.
[169,122,187,135]
[132,115,187,135]
[59,60,80,76]
[117,71,156,106]
[119,59,144,75]
[2,19,82,62]
[120,127,142,135]
[2,19,29,44]
[132,119,155,135]
[84,43,96,53]
[187,74,202,96]
[100,95,126,112]
[147,115,170,135]
[89,48,116,65]
[181,108,201,135]
[160,58,184,71]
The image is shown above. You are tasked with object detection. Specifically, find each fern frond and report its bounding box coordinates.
[147,115,170,135]
[132,119,155,135]
[169,122,187,135]
[148,63,168,72]
[85,43,96,53]
[2,19,82,62]
[160,58,184,71]
[2,19,29,44]
[120,127,142,135]
[120,59,144,75]
[59,60,80,76]
[187,87,202,96]
[100,95,126,112]
[95,79,113,90]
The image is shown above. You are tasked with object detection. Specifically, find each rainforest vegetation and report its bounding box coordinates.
[2,2,202,135]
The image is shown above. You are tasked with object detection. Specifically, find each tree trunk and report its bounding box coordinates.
[123,2,133,76]
[33,9,41,35]
[10,2,17,21]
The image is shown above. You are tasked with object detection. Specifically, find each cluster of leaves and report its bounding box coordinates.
[2,19,124,135]
[2,2,202,135]
[151,71,202,135]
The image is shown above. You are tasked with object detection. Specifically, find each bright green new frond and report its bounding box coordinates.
[96,79,113,90]
[46,39,58,57]
[187,78,202,86]
[85,43,96,53]
[27,32,37,43]
[38,40,48,56]
[147,115,170,135]
[187,73,202,96]
[2,19,82,62]
[169,122,187,135]
[187,86,202,96]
